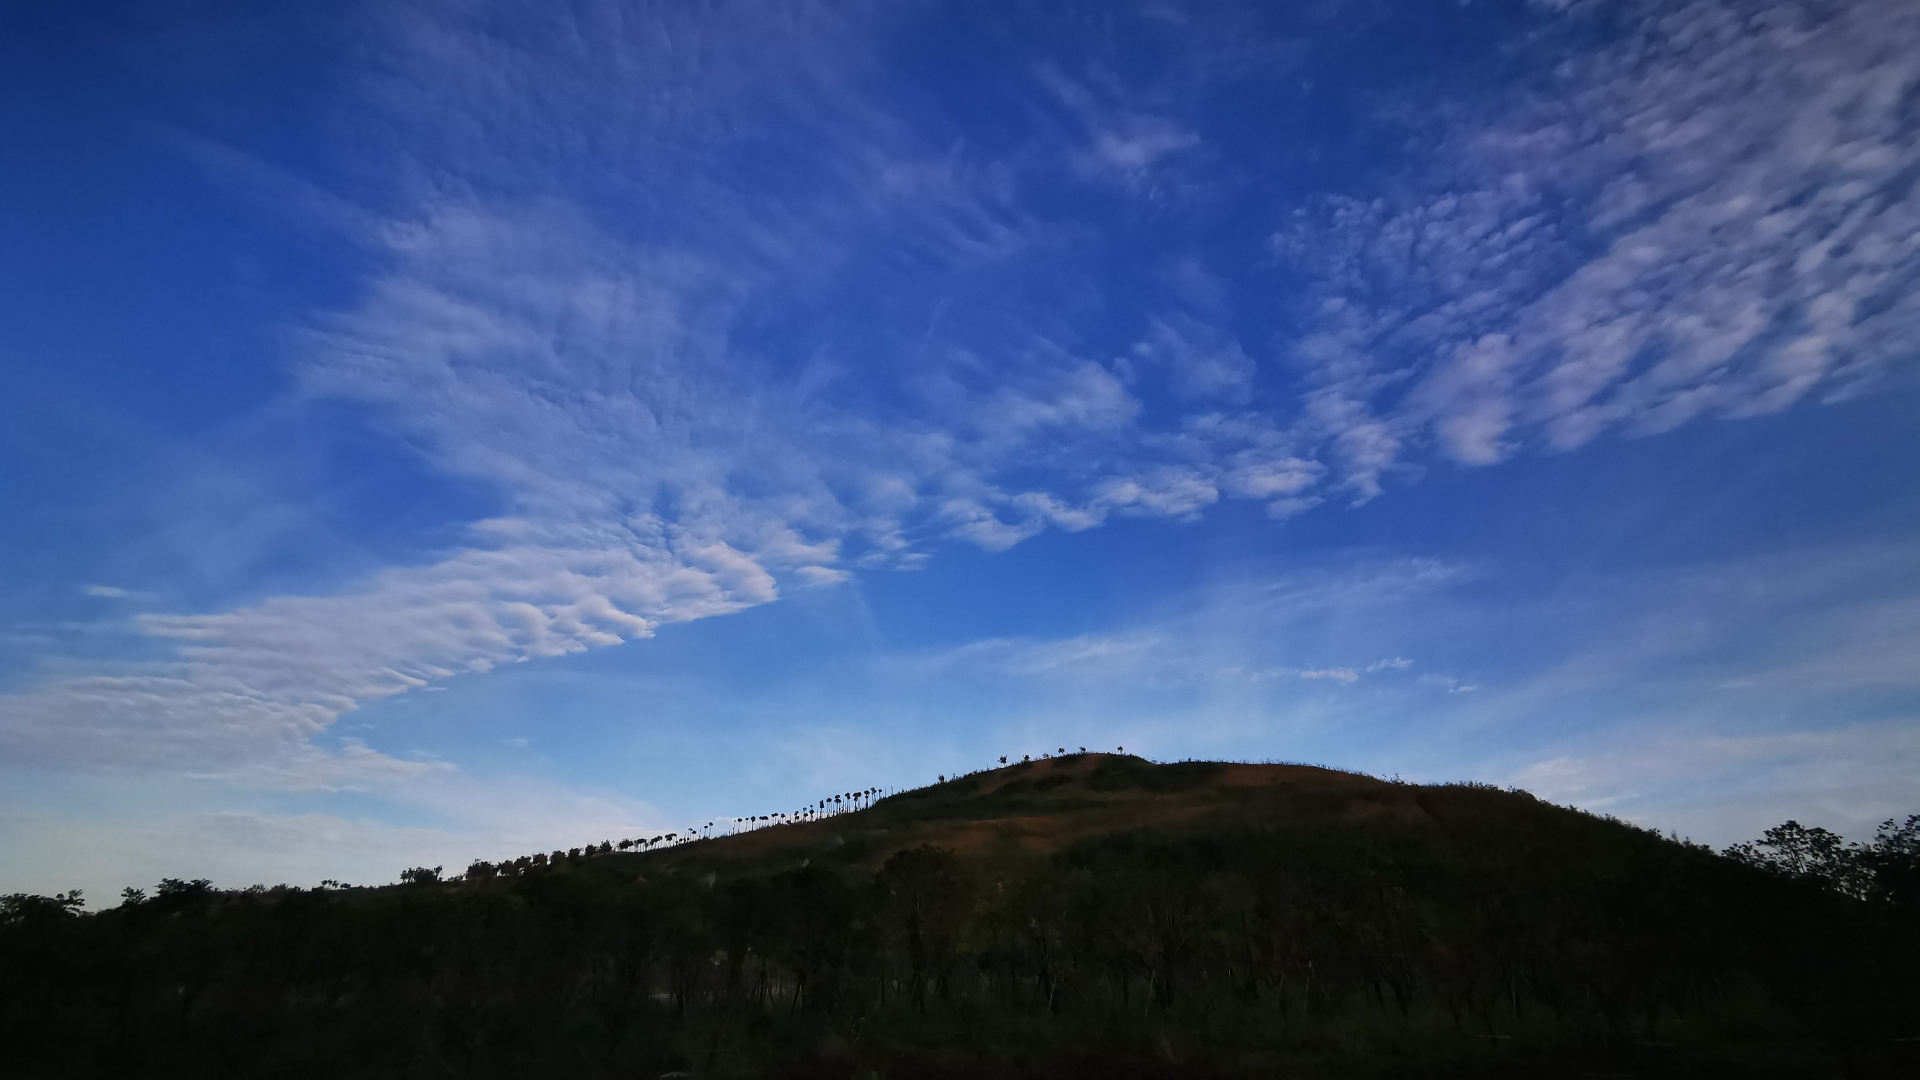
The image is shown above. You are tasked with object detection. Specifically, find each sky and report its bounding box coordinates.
[2,0,1917,904]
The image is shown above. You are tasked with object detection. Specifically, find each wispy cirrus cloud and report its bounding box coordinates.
[914,557,1463,690]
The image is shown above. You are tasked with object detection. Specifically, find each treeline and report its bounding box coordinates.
[387,785,893,889]
[1725,814,1920,904]
[3,785,1917,1077]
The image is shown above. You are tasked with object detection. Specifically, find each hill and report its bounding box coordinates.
[645,755,1415,874]
[3,756,1916,1078]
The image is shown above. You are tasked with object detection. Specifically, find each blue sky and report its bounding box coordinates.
[3,0,1918,901]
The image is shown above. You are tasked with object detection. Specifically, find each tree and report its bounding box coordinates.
[154,878,212,903]
[1725,821,1870,898]
[877,846,971,1011]
[0,890,84,924]
[1860,814,1920,910]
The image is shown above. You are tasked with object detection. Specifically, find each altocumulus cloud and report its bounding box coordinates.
[1283,0,1920,489]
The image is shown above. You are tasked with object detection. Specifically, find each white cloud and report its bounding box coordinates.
[1282,0,1920,487]
[1131,316,1257,404]
[1036,65,1201,180]
[1092,118,1200,172]
[1506,720,1920,846]
[794,565,853,586]
[83,584,158,601]
[1306,390,1402,502]
[1,532,776,773]
[917,557,1466,690]
[1095,468,1220,518]
[978,359,1143,439]
[1264,496,1321,520]
[1220,451,1320,500]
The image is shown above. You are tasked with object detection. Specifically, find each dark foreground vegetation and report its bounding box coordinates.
[4,755,1917,1078]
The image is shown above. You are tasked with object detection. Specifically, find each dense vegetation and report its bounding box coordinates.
[4,755,1917,1078]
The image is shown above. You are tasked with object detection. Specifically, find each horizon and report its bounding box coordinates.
[149,753,1691,896]
[3,0,1918,906]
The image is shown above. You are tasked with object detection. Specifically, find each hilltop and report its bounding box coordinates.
[643,755,1410,872]
[3,758,1916,1079]
[619,755,1598,893]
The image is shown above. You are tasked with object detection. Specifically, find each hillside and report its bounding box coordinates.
[643,755,1417,875]
[4,757,1916,1079]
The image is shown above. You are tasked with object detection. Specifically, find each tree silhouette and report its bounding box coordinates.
[1725,820,1871,897]
[3,776,1913,1077]
[1861,814,1920,909]
[0,890,83,924]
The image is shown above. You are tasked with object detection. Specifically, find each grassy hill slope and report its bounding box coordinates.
[645,755,1416,873]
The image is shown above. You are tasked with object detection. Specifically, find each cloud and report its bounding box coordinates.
[938,632,1180,681]
[1095,468,1220,518]
[1281,0,1920,487]
[940,499,1048,553]
[1506,719,1920,846]
[1,533,777,773]
[14,0,1918,795]
[1220,451,1320,500]
[1131,317,1257,404]
[918,557,1465,688]
[1036,64,1202,181]
[83,584,156,600]
[1092,118,1200,173]
[793,565,853,586]
[3,7,1232,778]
